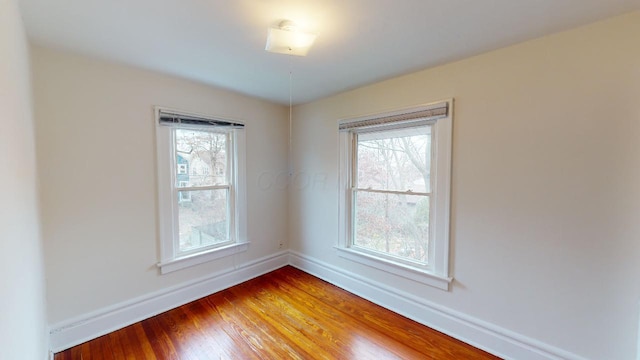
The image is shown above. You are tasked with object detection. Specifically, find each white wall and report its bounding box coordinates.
[0,0,49,358]
[32,47,289,325]
[291,12,640,360]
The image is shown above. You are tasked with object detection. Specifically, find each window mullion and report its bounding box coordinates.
[170,181,180,256]
[349,133,357,249]
[175,184,230,191]
[226,186,233,241]
[355,188,431,196]
[227,132,235,242]
[351,133,358,188]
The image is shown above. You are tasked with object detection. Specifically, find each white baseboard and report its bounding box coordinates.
[288,251,587,360]
[49,251,289,353]
[49,249,588,360]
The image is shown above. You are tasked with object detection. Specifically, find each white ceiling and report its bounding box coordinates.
[18,0,640,105]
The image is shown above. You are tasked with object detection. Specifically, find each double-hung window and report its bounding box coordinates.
[155,108,247,274]
[337,100,453,290]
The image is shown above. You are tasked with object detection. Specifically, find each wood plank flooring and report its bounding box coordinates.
[55,266,500,359]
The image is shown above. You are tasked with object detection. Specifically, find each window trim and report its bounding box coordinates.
[155,106,248,274]
[337,100,453,290]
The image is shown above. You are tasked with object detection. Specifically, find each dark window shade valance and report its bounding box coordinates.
[158,110,244,129]
[339,102,448,132]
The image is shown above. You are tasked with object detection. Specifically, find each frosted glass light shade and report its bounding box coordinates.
[265,26,317,56]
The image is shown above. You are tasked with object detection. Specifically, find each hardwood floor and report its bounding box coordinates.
[55,266,500,359]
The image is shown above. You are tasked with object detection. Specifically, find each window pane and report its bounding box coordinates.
[175,129,227,187]
[354,191,429,264]
[177,189,229,253]
[357,126,431,193]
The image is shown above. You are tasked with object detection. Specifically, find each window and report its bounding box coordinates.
[337,100,453,290]
[155,108,247,274]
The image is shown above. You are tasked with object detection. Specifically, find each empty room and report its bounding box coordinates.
[1,0,639,359]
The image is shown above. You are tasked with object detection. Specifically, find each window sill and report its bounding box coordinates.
[158,242,249,274]
[334,247,452,291]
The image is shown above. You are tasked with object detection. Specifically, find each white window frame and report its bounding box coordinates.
[337,100,453,291]
[155,107,248,274]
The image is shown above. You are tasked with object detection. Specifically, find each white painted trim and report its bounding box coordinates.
[288,251,588,360]
[637,301,640,360]
[49,251,289,353]
[334,246,451,290]
[431,98,453,277]
[158,242,249,274]
[154,106,248,273]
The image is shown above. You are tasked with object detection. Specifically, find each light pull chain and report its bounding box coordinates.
[288,69,293,177]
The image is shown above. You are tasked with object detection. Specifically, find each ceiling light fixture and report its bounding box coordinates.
[265,20,317,56]
[264,19,317,178]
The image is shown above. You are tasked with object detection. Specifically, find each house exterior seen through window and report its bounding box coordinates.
[175,129,231,253]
